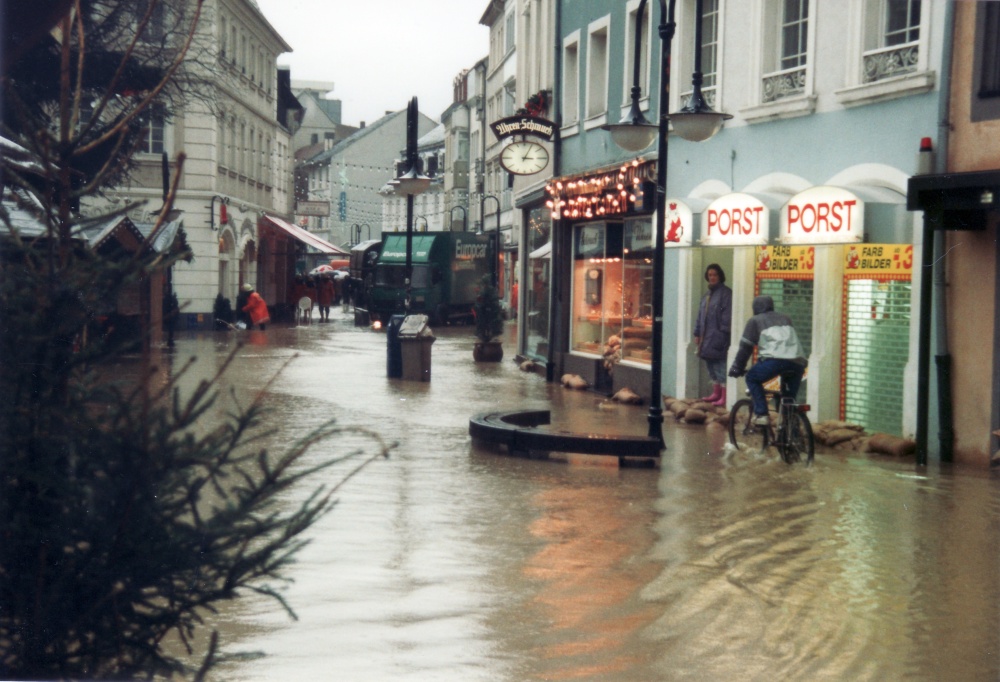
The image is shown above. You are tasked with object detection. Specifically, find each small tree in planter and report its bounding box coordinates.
[473,275,505,362]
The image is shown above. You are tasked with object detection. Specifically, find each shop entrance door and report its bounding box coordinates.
[841,278,911,435]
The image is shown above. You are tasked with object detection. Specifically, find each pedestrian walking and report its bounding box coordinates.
[693,263,732,406]
[317,275,335,322]
[241,284,270,331]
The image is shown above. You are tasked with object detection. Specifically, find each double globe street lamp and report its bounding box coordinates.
[602,0,731,445]
[389,97,431,312]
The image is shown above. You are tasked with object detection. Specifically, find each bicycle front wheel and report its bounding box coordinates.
[728,399,768,453]
[780,410,815,465]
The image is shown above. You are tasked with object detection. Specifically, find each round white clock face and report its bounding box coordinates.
[499,141,550,175]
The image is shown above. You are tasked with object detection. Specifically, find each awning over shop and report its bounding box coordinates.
[699,192,790,246]
[261,214,349,255]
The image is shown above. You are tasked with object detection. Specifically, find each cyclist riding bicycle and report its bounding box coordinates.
[728,295,807,426]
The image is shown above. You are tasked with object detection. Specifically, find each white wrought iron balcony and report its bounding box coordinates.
[762,65,807,103]
[862,41,919,84]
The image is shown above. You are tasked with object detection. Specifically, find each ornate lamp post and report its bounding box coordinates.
[603,0,731,445]
[389,97,431,311]
[450,205,468,232]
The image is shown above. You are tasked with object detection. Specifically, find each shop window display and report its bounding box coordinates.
[570,220,653,366]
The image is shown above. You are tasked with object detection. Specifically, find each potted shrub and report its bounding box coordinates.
[473,275,505,362]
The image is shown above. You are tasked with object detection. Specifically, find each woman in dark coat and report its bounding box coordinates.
[693,263,732,406]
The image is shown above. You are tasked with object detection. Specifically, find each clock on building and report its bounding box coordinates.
[499,140,550,175]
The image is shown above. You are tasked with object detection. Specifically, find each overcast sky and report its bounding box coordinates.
[253,0,490,127]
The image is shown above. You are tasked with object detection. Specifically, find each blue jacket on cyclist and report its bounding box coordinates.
[728,295,807,419]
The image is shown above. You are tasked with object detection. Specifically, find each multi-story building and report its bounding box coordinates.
[546,0,950,450]
[298,109,436,247]
[908,2,1000,466]
[99,0,354,327]
[479,0,518,304]
[441,69,475,233]
[511,0,557,367]
[380,123,447,234]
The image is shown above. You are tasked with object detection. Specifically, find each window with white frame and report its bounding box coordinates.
[563,32,581,127]
[585,17,610,124]
[137,104,165,154]
[678,0,721,109]
[760,0,809,103]
[622,0,651,112]
[504,81,516,117]
[506,11,516,53]
[220,15,228,60]
[862,0,921,83]
[834,0,932,107]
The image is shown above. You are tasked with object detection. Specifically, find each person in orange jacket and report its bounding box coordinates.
[241,283,270,330]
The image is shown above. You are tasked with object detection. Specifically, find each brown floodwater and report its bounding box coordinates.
[152,310,999,681]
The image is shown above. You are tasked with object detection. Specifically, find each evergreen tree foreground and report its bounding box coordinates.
[1,2,389,678]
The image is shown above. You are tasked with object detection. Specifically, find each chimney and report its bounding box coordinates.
[360,121,366,129]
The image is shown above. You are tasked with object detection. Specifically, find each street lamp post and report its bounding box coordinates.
[481,194,501,288]
[389,97,431,312]
[603,0,731,445]
[450,205,468,232]
[353,223,370,244]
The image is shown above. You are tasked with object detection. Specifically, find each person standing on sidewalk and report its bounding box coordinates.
[693,263,732,406]
[728,295,807,425]
[241,284,270,331]
[317,275,335,322]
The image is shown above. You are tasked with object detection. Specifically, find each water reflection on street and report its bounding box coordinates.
[158,310,999,681]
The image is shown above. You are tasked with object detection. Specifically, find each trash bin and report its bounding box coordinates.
[386,314,405,378]
[398,314,435,382]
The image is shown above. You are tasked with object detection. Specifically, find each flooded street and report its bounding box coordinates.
[159,309,1000,681]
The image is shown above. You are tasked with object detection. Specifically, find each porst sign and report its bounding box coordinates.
[781,186,864,245]
[700,193,769,246]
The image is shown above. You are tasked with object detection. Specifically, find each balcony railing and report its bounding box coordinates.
[761,65,807,103]
[862,42,919,84]
[679,85,717,110]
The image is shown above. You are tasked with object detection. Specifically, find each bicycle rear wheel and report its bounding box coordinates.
[780,410,815,465]
[728,399,768,453]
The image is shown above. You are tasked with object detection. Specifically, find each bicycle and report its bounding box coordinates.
[728,374,815,465]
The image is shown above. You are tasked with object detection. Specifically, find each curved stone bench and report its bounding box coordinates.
[469,410,662,466]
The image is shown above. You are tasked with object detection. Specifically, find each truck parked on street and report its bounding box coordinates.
[348,239,382,326]
[367,231,494,326]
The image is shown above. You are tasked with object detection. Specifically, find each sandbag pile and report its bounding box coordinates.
[811,421,868,451]
[661,396,919,458]
[662,396,729,425]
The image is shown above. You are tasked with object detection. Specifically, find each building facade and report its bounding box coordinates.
[380,123,447,234]
[298,110,436,248]
[908,2,1000,466]
[547,0,950,449]
[479,0,519,305]
[101,0,318,327]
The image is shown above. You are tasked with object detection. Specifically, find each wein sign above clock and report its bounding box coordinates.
[489,115,556,176]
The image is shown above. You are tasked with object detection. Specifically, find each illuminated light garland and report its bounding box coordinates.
[545,158,655,220]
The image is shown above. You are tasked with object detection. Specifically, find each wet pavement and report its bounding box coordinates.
[155,307,1000,681]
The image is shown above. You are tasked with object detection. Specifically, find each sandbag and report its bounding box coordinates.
[866,433,917,457]
[611,387,643,404]
[561,374,589,390]
[684,408,707,424]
